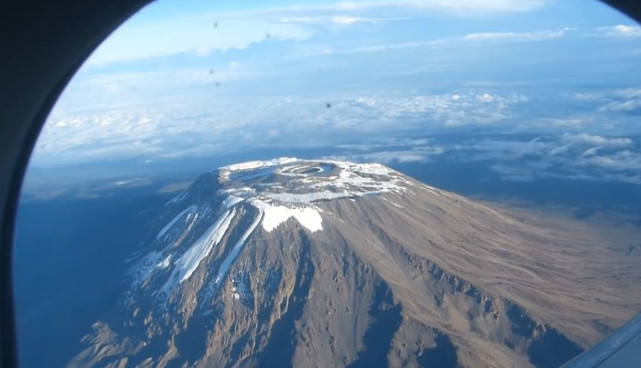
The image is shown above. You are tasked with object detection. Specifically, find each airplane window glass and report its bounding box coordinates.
[12,0,641,367]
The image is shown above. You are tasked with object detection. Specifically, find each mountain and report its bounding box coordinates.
[68,158,641,368]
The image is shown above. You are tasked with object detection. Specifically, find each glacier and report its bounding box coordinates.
[213,209,263,286]
[156,204,198,240]
[160,208,236,295]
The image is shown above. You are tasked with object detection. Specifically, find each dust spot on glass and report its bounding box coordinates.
[214,21,218,28]
[215,82,221,87]
[326,103,332,109]
[265,32,271,39]
[209,69,214,74]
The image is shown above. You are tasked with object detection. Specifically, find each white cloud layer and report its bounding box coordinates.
[33,90,531,165]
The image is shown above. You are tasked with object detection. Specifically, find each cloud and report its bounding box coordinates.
[389,0,547,14]
[616,88,641,99]
[597,25,641,38]
[489,161,641,184]
[599,103,641,113]
[326,16,368,25]
[580,147,600,157]
[451,132,641,184]
[561,133,633,148]
[598,88,641,112]
[571,92,605,102]
[580,150,641,172]
[454,139,556,162]
[477,93,495,102]
[323,139,445,164]
[336,92,527,128]
[324,150,432,164]
[464,28,572,42]
[276,15,403,26]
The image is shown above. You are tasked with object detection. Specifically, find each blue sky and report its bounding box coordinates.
[30,0,641,183]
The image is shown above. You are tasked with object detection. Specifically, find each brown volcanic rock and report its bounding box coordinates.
[68,158,641,368]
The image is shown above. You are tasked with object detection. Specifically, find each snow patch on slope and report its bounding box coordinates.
[156,205,198,240]
[213,210,263,286]
[223,195,244,208]
[160,208,236,295]
[166,189,189,205]
[251,199,323,232]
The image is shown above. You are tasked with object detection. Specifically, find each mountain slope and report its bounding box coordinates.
[68,158,641,368]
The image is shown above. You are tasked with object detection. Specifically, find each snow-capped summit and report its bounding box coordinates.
[218,158,411,233]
